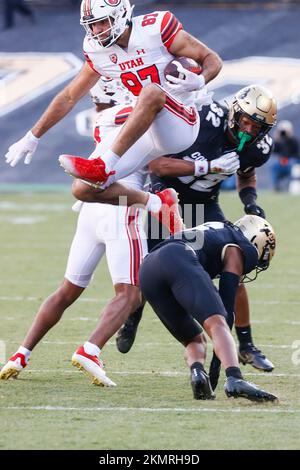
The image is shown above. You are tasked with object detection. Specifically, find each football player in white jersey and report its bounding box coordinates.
[0,77,174,386]
[5,0,222,204]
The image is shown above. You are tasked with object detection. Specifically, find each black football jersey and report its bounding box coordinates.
[152,101,273,204]
[156,222,259,279]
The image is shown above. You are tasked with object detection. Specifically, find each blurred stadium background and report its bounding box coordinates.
[1,0,300,187]
[1,0,300,451]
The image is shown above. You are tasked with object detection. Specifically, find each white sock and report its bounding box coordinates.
[83,341,101,357]
[17,346,31,362]
[146,193,162,213]
[102,150,120,172]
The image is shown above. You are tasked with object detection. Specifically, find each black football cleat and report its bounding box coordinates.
[191,364,215,400]
[224,376,278,402]
[238,343,274,372]
[116,307,143,354]
[209,354,221,391]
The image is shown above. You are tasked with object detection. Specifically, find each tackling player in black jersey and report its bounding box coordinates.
[139,215,277,402]
[117,84,277,377]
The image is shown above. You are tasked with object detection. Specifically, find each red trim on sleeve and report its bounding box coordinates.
[161,11,182,50]
[83,51,101,75]
[114,106,133,126]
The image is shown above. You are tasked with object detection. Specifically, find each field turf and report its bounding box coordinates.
[0,190,299,450]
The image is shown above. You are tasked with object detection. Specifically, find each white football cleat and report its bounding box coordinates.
[0,353,28,380]
[72,345,116,387]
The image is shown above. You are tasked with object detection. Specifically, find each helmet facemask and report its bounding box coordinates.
[80,0,134,48]
[234,215,276,282]
[227,85,277,151]
[228,105,272,151]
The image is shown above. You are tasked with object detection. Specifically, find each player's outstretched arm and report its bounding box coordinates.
[32,63,100,138]
[237,169,266,218]
[219,246,244,330]
[149,157,195,177]
[149,152,240,178]
[5,64,100,167]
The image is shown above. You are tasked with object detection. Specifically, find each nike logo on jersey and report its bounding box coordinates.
[119,58,145,71]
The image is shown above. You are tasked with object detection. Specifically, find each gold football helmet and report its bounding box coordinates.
[227,85,277,150]
[234,215,276,275]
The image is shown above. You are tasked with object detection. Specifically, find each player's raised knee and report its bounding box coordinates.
[138,84,166,111]
[72,179,101,202]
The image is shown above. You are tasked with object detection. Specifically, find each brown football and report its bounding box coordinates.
[164,57,202,82]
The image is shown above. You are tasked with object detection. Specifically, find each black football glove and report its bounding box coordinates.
[244,203,266,219]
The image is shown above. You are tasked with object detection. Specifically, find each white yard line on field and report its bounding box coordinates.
[4,340,298,350]
[4,340,298,349]
[0,297,110,304]
[1,296,299,306]
[0,202,70,211]
[20,369,300,378]
[0,405,299,414]
[250,284,300,290]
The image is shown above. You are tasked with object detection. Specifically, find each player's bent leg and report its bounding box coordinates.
[203,315,278,402]
[184,333,207,368]
[235,283,274,372]
[110,84,166,157]
[23,280,85,351]
[183,333,215,400]
[140,253,214,400]
[71,346,116,388]
[0,279,84,380]
[59,85,166,186]
[204,315,239,371]
[116,303,145,354]
[89,284,142,348]
[73,284,142,387]
[59,88,199,188]
[72,179,148,206]
[72,181,183,236]
[149,90,200,156]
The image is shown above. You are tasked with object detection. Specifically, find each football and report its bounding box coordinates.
[164,57,202,82]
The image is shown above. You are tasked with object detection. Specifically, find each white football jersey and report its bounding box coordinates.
[83,11,182,98]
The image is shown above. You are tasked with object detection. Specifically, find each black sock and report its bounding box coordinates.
[190,362,204,372]
[130,304,144,322]
[235,325,253,346]
[225,367,243,380]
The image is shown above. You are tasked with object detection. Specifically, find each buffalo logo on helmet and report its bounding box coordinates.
[110,54,118,64]
[104,0,121,6]
[239,87,250,99]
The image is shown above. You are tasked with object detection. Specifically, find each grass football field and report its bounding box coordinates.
[0,190,299,450]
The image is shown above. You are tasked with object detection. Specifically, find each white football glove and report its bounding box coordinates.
[193,88,214,110]
[5,131,39,167]
[209,151,240,175]
[166,61,206,95]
